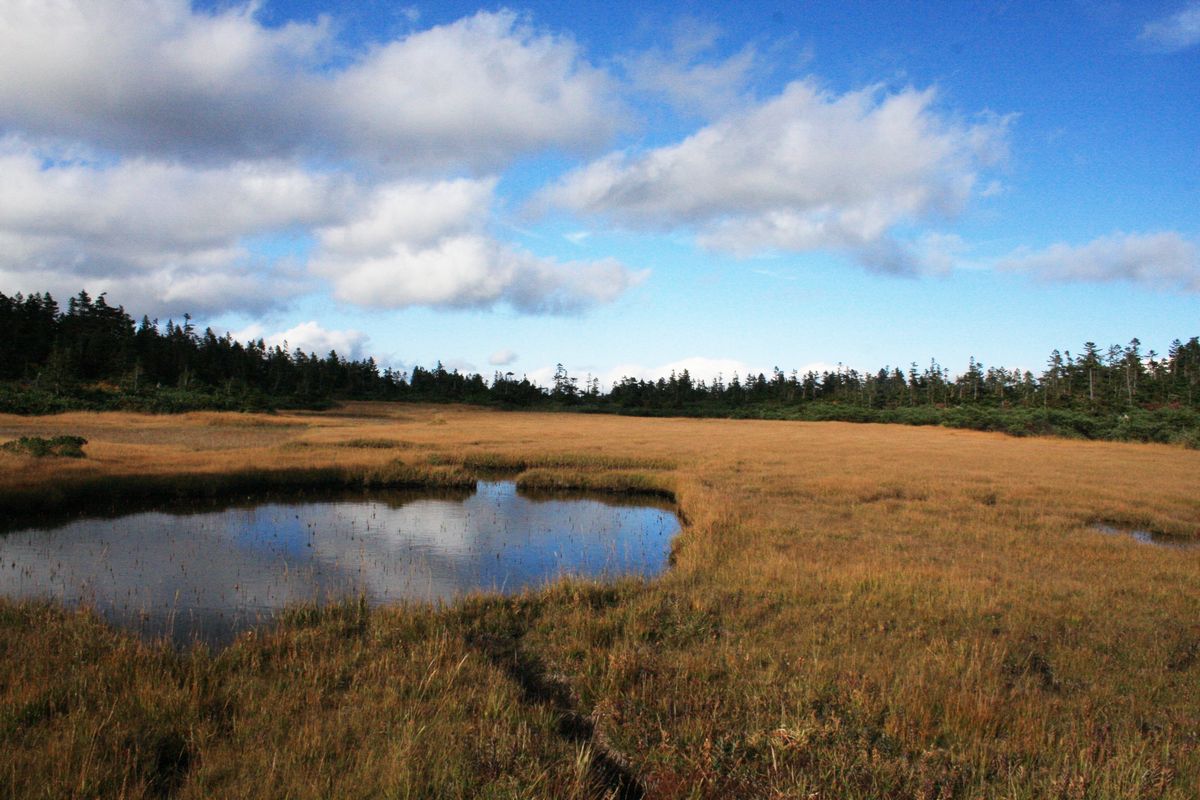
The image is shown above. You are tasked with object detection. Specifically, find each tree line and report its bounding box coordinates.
[600,342,1200,413]
[1,290,1197,444]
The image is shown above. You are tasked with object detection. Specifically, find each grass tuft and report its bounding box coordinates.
[335,437,418,449]
[0,435,87,458]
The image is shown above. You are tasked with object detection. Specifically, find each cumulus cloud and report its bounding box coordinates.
[1139,3,1200,51]
[0,140,338,314]
[0,262,305,319]
[0,143,341,252]
[325,10,621,169]
[0,5,645,318]
[0,2,621,169]
[235,321,369,359]
[311,178,645,313]
[997,232,1200,291]
[539,80,1009,273]
[0,140,643,316]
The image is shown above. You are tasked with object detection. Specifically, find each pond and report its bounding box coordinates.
[0,481,680,645]
[1092,523,1199,549]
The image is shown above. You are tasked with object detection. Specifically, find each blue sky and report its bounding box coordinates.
[0,1,1196,386]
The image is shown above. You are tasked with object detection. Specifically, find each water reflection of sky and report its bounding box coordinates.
[0,482,679,645]
[1091,523,1199,549]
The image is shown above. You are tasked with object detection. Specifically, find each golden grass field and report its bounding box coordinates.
[1,403,1198,798]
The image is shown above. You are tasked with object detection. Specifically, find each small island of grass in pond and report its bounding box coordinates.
[0,481,679,646]
[0,435,87,458]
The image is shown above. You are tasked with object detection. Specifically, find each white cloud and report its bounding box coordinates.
[311,178,646,313]
[539,80,1009,273]
[0,142,644,316]
[621,19,758,118]
[1139,3,1200,52]
[0,2,644,320]
[0,140,338,314]
[488,349,518,367]
[0,3,622,169]
[326,10,622,169]
[0,143,340,251]
[996,231,1200,291]
[0,0,327,161]
[233,321,368,359]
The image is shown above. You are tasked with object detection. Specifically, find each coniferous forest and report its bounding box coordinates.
[2,290,1198,445]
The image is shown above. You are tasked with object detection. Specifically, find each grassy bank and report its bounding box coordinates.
[2,404,1199,798]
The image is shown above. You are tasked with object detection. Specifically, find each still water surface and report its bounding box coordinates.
[0,481,679,645]
[1092,523,1199,549]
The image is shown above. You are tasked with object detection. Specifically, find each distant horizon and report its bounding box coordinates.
[0,1,1196,390]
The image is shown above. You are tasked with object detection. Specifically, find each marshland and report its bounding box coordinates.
[4,0,1200,796]
[1,403,1197,798]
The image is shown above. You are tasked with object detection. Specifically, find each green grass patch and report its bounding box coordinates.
[335,437,420,449]
[0,435,87,458]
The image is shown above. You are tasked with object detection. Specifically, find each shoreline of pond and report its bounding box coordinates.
[0,458,678,528]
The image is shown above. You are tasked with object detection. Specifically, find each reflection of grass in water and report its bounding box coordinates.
[1,404,1199,797]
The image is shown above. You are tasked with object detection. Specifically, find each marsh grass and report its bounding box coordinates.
[335,437,421,449]
[0,597,606,799]
[0,435,87,458]
[515,467,675,499]
[1,405,1199,798]
[0,458,472,519]
[430,450,676,473]
[191,412,304,428]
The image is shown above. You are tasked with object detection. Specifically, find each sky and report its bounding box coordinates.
[0,0,1196,387]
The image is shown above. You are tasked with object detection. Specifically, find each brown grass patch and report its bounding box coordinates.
[1,405,1199,798]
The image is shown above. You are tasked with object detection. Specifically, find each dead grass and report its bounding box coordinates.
[1,404,1199,798]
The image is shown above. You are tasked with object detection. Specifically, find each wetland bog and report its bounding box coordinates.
[1,403,1198,798]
